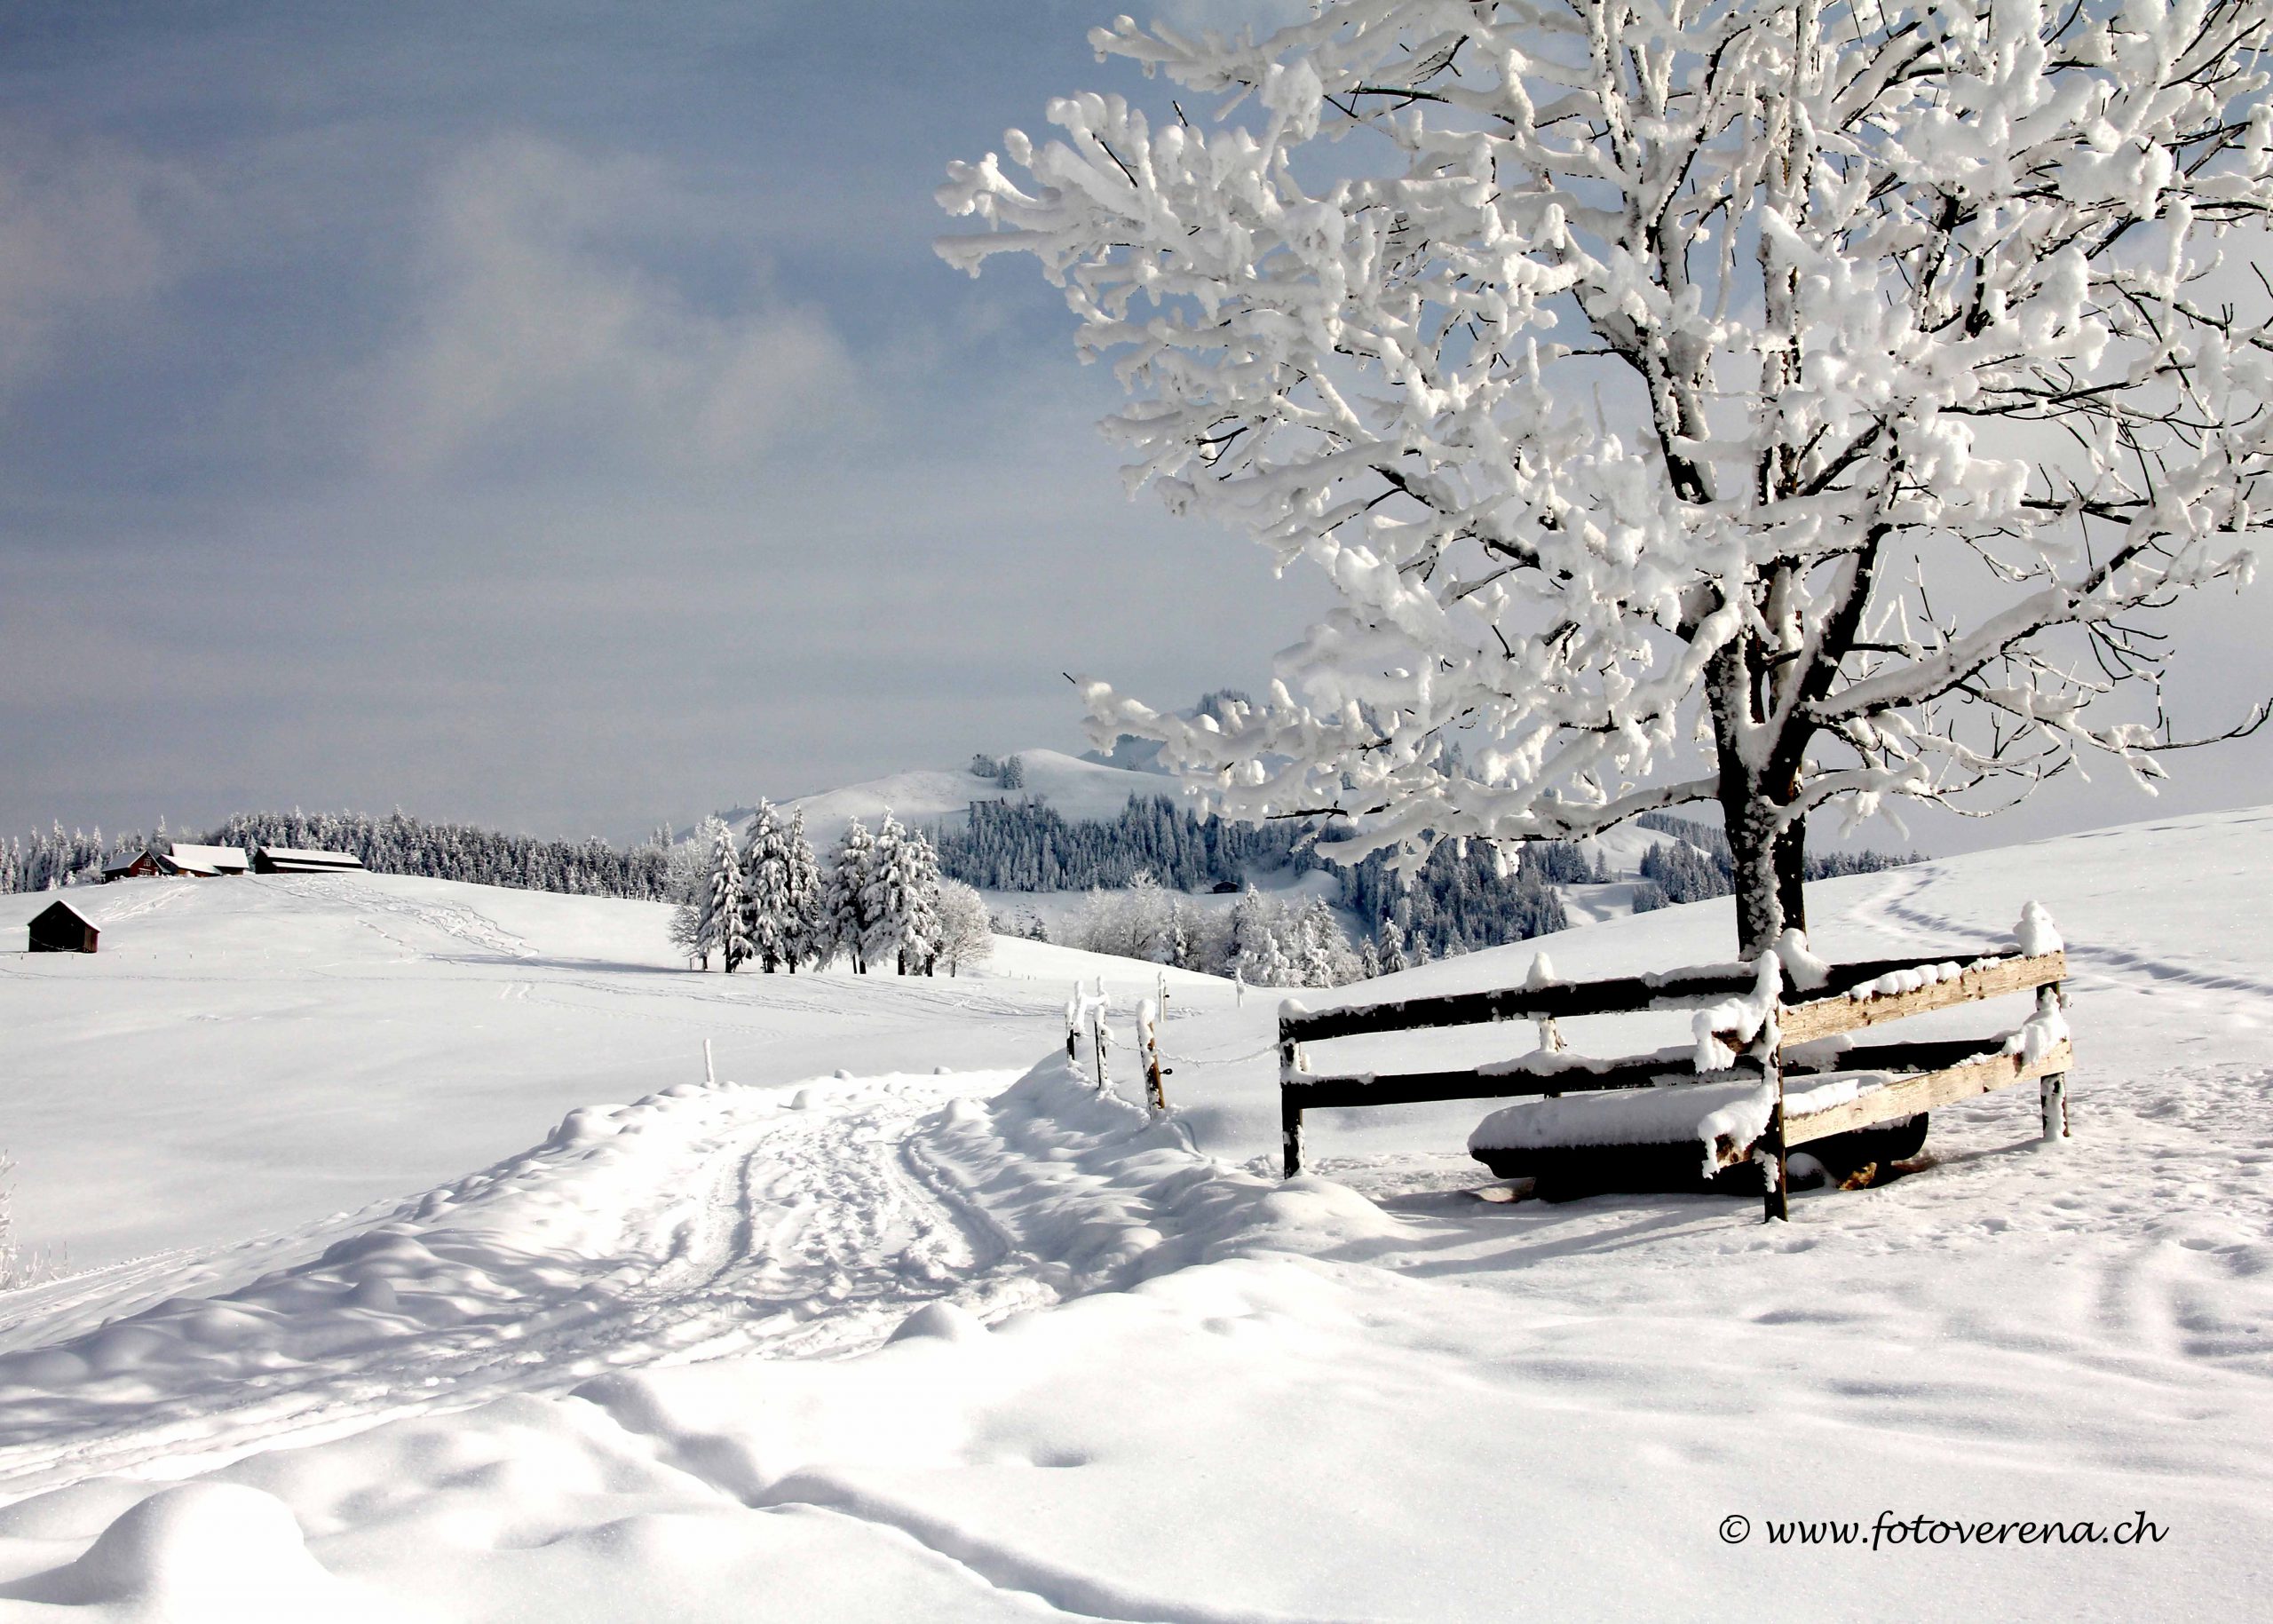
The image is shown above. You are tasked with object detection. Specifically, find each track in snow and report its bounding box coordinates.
[0,1071,1054,1499]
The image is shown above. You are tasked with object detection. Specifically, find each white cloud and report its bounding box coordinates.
[367,134,854,476]
[0,141,194,390]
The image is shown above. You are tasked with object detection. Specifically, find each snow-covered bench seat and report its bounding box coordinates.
[1468,1072,1924,1196]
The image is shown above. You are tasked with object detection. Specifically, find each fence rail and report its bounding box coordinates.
[1278,940,2071,1223]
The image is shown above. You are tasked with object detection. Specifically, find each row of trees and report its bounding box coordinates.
[1628,812,1920,913]
[207,809,677,899]
[934,793,1319,893]
[0,824,158,893]
[671,804,990,976]
[1070,874,1369,986]
[0,810,684,899]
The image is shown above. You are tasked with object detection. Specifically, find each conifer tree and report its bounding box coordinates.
[708,818,750,973]
[741,801,795,972]
[826,820,877,973]
[862,811,915,973]
[780,808,826,972]
[902,828,945,975]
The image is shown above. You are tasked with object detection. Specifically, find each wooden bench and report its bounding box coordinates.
[1278,941,2071,1221]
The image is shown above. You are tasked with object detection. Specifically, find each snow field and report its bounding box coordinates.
[0,806,2269,1618]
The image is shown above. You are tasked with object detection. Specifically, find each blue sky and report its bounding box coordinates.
[1,0,2265,852]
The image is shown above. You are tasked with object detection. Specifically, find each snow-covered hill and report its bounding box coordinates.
[1,806,2267,1619]
[759,748,1183,848]
[0,874,1222,1271]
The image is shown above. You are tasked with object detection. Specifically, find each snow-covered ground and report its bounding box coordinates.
[2,806,2269,1620]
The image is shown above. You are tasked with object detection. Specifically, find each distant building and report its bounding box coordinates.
[252,846,366,875]
[28,899,98,954]
[100,844,251,881]
[163,844,250,877]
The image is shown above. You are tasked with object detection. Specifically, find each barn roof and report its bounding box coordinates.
[166,844,250,875]
[101,850,157,875]
[32,899,94,928]
[255,845,365,870]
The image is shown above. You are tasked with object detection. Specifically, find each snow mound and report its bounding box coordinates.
[16,1483,359,1620]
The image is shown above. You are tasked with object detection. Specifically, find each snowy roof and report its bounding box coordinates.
[101,850,158,874]
[256,846,366,870]
[168,844,249,873]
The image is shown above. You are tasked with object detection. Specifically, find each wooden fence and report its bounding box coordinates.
[1278,944,2071,1221]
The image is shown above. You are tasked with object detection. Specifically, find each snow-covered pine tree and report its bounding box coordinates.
[1229,884,1290,987]
[708,818,750,973]
[943,0,2273,958]
[1378,916,1408,976]
[825,819,877,973]
[901,827,945,975]
[781,808,826,972]
[741,800,796,972]
[863,811,915,973]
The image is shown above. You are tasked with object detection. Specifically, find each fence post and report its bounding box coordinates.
[1090,978,1110,1093]
[704,1039,716,1087]
[1761,1054,1790,1223]
[1762,976,1789,1224]
[1279,1022,1306,1176]
[1066,986,1080,1064]
[1142,997,1168,1113]
[2039,981,2070,1143]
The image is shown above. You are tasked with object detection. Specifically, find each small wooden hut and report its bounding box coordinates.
[101,851,162,883]
[28,900,99,954]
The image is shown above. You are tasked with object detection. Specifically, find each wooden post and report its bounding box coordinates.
[1091,980,1110,1093]
[2037,982,2069,1143]
[1761,1049,1790,1224]
[1144,1011,1168,1113]
[1279,1034,1304,1176]
[703,1039,716,1087]
[1066,986,1080,1064]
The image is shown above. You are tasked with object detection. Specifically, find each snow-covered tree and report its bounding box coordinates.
[741,800,798,972]
[863,811,917,973]
[780,808,828,971]
[670,815,732,970]
[901,828,946,974]
[1229,883,1291,986]
[825,819,878,973]
[942,0,2273,957]
[708,818,750,973]
[1378,915,1409,976]
[934,879,994,975]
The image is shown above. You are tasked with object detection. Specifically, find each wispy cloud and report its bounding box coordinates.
[0,139,198,391]
[364,134,855,478]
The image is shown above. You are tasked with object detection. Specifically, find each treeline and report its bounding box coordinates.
[934,793,1577,960]
[1070,875,1368,986]
[934,795,1319,891]
[204,810,677,900]
[1629,811,1921,912]
[1332,838,1580,962]
[0,825,154,893]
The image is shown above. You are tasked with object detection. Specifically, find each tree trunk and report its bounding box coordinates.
[1720,785,1786,961]
[1772,812,1808,941]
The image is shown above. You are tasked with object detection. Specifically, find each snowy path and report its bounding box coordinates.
[0,1071,1059,1498]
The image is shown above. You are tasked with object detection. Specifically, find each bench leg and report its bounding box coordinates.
[1282,1098,1305,1179]
[2039,1071,2070,1144]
